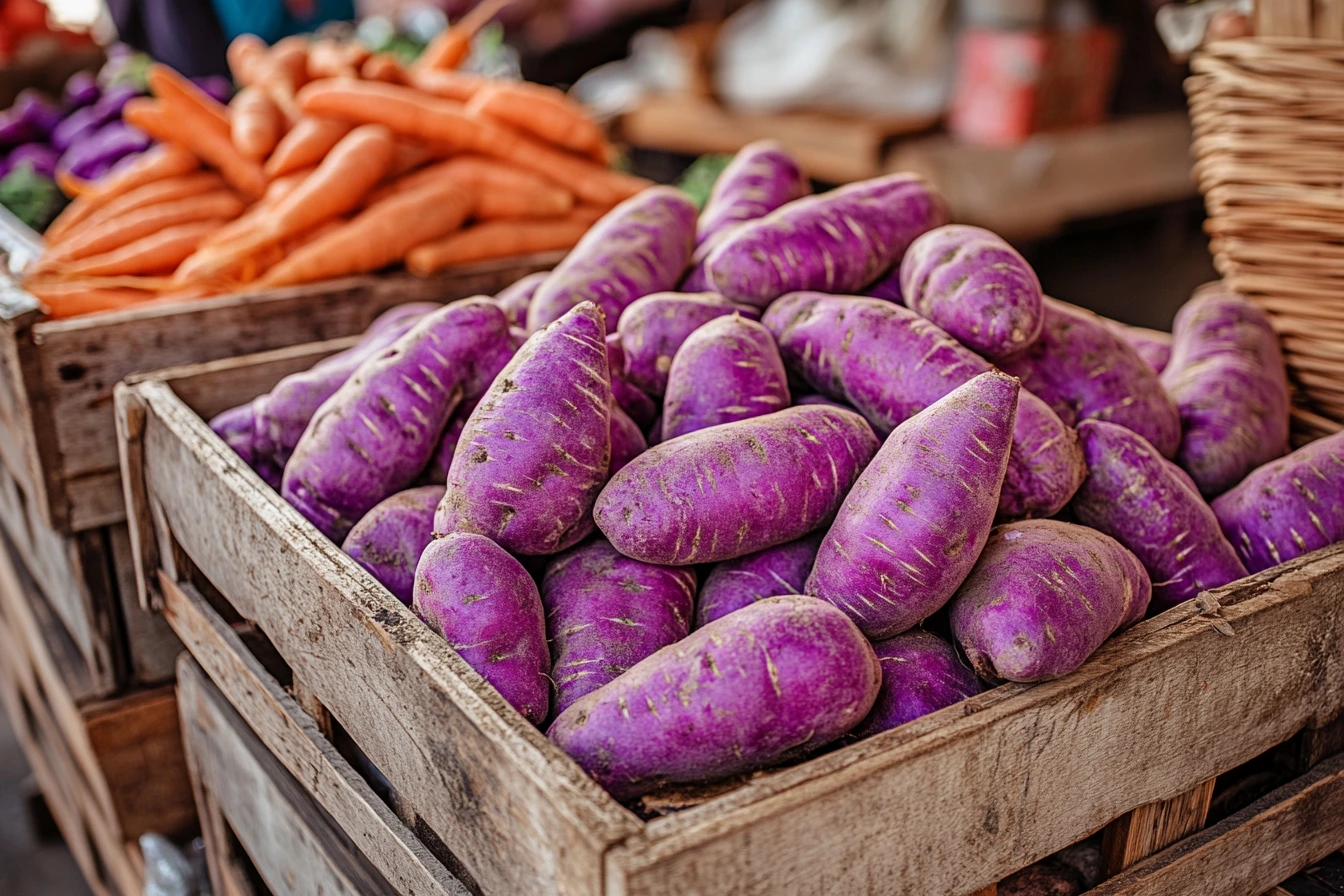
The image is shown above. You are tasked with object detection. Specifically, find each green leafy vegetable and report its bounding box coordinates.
[0,164,67,232]
[676,153,733,210]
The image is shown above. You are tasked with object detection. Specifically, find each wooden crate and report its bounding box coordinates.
[0,251,561,537]
[112,344,1344,896]
[178,654,469,896]
[0,529,196,896]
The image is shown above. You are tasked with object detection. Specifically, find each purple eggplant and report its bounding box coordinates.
[59,123,151,181]
[192,76,234,105]
[63,71,101,110]
[12,92,63,138]
[0,112,38,148]
[8,144,59,179]
[51,106,101,153]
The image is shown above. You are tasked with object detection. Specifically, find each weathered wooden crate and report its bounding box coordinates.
[0,528,196,896]
[115,346,1344,896]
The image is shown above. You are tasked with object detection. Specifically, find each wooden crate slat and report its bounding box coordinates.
[128,379,639,896]
[605,547,1344,896]
[1100,778,1216,877]
[1090,750,1344,895]
[179,657,413,896]
[161,575,466,896]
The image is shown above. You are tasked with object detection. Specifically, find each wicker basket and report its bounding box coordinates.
[1186,37,1344,439]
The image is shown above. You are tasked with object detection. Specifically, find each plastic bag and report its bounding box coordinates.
[141,833,205,896]
[714,0,951,118]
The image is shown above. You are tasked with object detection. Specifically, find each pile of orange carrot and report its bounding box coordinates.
[25,18,648,320]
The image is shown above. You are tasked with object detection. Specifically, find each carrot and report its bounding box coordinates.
[361,54,409,84]
[230,86,284,160]
[307,39,368,79]
[227,34,268,85]
[29,283,158,320]
[466,82,613,164]
[124,99,267,199]
[406,205,603,275]
[406,69,493,102]
[47,171,227,249]
[175,124,397,282]
[44,220,223,279]
[295,80,647,206]
[55,169,90,198]
[368,154,572,217]
[262,36,309,120]
[386,140,437,180]
[263,116,351,178]
[200,168,311,250]
[475,183,574,220]
[416,0,512,71]
[147,64,231,135]
[261,178,474,287]
[45,144,199,243]
[36,191,243,267]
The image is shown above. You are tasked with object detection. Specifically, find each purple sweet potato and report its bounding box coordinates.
[209,402,258,466]
[436,302,612,555]
[549,595,880,800]
[1211,429,1344,573]
[899,224,1044,360]
[343,485,444,604]
[794,393,850,409]
[1104,319,1172,374]
[426,399,477,483]
[808,372,1019,638]
[1071,420,1246,610]
[496,270,548,328]
[646,414,663,446]
[662,314,790,440]
[527,187,697,332]
[681,140,811,289]
[414,533,550,724]
[1000,298,1181,459]
[542,538,696,716]
[695,534,821,627]
[949,520,1152,682]
[254,302,438,467]
[617,291,761,395]
[865,266,903,303]
[283,300,509,542]
[696,140,810,249]
[606,333,657,429]
[1162,287,1290,496]
[850,631,983,738]
[608,401,647,475]
[704,173,949,308]
[763,293,1084,519]
[595,405,878,564]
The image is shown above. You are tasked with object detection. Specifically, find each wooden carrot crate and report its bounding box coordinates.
[0,527,196,896]
[0,233,558,693]
[114,344,1344,896]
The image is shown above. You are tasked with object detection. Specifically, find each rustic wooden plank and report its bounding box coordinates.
[1090,750,1344,895]
[606,546,1344,896]
[179,658,405,896]
[83,686,195,840]
[1256,0,1315,36]
[1316,0,1344,38]
[0,458,119,695]
[161,576,469,896]
[886,113,1195,240]
[1100,778,1215,877]
[0,295,61,530]
[107,524,180,685]
[28,252,558,532]
[132,377,639,895]
[618,92,937,184]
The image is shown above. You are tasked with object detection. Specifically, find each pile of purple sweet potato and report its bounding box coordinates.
[212,140,1344,803]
